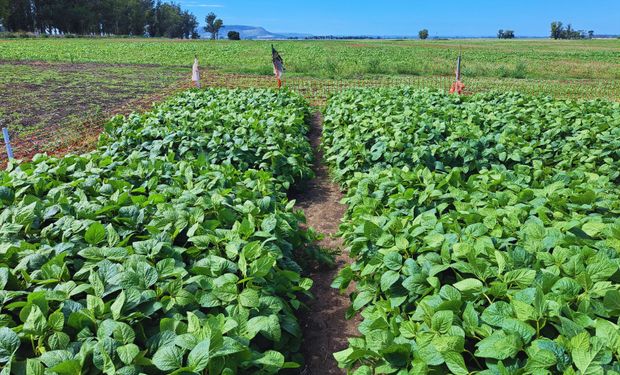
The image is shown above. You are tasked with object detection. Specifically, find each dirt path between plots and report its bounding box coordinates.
[290,112,360,375]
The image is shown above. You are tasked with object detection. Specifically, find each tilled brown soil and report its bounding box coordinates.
[290,112,360,374]
[0,60,188,163]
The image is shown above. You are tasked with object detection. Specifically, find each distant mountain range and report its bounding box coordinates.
[199,25,313,40]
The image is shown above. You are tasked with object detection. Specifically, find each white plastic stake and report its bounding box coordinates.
[2,128,13,159]
[192,57,201,88]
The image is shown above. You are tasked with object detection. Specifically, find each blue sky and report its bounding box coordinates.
[178,0,620,37]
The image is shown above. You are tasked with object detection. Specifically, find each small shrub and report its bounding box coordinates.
[513,61,527,79]
[394,64,420,76]
[366,58,383,75]
[499,62,527,79]
[324,59,340,78]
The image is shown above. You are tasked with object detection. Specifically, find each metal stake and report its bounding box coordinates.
[2,128,13,159]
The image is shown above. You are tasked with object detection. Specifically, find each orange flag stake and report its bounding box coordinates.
[450,50,465,95]
[272,45,285,89]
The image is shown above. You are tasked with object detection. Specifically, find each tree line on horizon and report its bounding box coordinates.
[496,22,594,40]
[298,21,597,40]
[0,4,599,41]
[551,21,594,40]
[0,0,200,38]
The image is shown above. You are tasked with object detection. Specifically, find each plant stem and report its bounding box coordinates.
[465,349,483,369]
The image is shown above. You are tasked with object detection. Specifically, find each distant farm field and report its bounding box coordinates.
[1,38,619,80]
[1,38,620,162]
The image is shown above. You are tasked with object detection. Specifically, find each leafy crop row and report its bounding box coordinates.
[323,89,620,184]
[0,89,323,374]
[100,89,314,187]
[323,88,620,374]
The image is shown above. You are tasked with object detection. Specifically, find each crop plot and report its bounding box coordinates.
[323,88,620,183]
[324,88,620,373]
[0,88,331,374]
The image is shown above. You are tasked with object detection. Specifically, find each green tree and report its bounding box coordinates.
[2,0,195,38]
[0,0,10,28]
[228,30,240,40]
[121,0,154,36]
[498,29,515,39]
[204,12,223,39]
[180,10,197,39]
[158,2,182,37]
[418,29,429,40]
[5,0,35,32]
[147,1,196,38]
[551,21,562,39]
[550,21,586,40]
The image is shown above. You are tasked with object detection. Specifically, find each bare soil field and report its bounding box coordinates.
[0,61,188,160]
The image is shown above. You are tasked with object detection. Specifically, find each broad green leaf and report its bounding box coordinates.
[603,290,620,315]
[85,222,106,245]
[49,360,82,375]
[443,351,468,375]
[384,252,403,270]
[572,335,604,375]
[431,311,453,334]
[23,305,47,336]
[26,358,45,375]
[501,318,536,344]
[239,288,259,308]
[0,327,20,363]
[188,339,211,372]
[254,350,285,371]
[0,268,8,290]
[47,311,64,332]
[352,291,374,311]
[111,291,126,320]
[247,315,281,342]
[475,331,522,360]
[582,222,607,238]
[481,302,514,326]
[117,344,140,365]
[152,345,184,371]
[453,278,483,293]
[380,270,400,291]
[503,269,536,289]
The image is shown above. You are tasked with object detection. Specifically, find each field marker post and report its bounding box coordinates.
[2,127,14,159]
[192,56,201,88]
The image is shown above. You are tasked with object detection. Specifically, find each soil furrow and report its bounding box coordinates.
[291,111,359,374]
